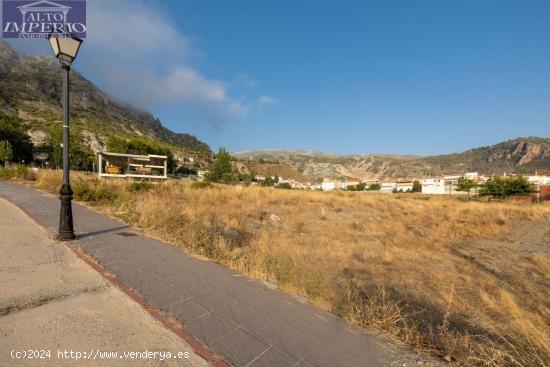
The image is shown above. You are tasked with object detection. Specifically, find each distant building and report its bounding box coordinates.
[421,178,446,194]
[421,175,465,195]
[321,181,339,192]
[528,175,550,185]
[380,181,397,193]
[464,172,478,180]
[396,180,414,192]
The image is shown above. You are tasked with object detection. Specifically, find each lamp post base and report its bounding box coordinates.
[58,183,75,241]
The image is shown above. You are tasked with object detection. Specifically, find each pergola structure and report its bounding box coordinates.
[98,151,168,179]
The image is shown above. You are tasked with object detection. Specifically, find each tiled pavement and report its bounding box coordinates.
[0,181,382,367]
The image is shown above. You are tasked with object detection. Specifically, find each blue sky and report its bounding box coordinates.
[4,0,550,155]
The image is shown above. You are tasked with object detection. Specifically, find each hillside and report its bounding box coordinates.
[0,41,210,156]
[235,137,550,181]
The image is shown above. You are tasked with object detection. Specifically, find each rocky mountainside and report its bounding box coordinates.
[235,137,550,181]
[0,41,210,155]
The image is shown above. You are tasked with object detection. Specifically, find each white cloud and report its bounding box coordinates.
[81,0,250,123]
[4,0,278,124]
[256,95,280,108]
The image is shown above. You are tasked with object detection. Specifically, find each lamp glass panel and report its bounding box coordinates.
[58,37,81,59]
[48,37,60,57]
[59,54,74,63]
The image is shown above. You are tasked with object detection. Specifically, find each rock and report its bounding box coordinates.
[263,280,278,290]
[442,355,452,363]
[269,213,281,222]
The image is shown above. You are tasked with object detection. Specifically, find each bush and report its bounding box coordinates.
[276,182,292,189]
[190,181,211,189]
[262,176,276,187]
[72,179,120,203]
[412,180,422,193]
[367,183,381,191]
[478,176,535,198]
[347,182,366,191]
[128,181,154,192]
[0,165,36,181]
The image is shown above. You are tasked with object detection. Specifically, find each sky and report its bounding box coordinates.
[4,0,550,155]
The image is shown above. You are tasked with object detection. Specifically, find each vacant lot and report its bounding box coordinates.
[8,168,550,367]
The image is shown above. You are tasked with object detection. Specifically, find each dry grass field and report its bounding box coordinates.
[11,169,550,367]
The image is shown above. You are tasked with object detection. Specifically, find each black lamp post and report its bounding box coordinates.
[48,33,83,241]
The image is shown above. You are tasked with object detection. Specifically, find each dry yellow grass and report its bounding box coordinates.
[29,170,550,366]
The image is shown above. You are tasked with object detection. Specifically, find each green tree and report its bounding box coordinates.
[277,182,292,189]
[478,176,535,199]
[456,177,477,197]
[347,182,367,191]
[412,180,422,193]
[206,148,236,184]
[0,140,13,167]
[367,183,381,191]
[262,176,275,187]
[45,127,95,171]
[0,113,34,164]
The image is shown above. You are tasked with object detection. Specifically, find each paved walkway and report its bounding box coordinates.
[0,197,209,367]
[0,181,432,367]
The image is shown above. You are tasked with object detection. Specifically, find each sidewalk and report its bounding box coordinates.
[0,197,209,367]
[0,180,437,367]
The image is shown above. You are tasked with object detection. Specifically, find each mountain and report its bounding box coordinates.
[235,137,550,181]
[0,41,210,155]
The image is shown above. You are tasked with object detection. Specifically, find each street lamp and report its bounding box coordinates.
[48,32,83,241]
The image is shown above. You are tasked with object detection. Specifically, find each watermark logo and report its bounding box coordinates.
[2,0,86,39]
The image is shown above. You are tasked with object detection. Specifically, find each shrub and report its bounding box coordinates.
[347,182,366,191]
[478,176,535,198]
[190,181,211,189]
[128,181,154,192]
[0,165,36,181]
[277,182,292,189]
[262,176,276,187]
[367,183,381,191]
[72,178,120,203]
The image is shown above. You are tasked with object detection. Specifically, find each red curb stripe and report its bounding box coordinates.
[0,194,231,367]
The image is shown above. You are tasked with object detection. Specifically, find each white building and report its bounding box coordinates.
[321,181,339,192]
[528,175,550,185]
[379,182,397,193]
[396,181,414,192]
[421,175,465,195]
[421,178,446,194]
[464,172,478,180]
